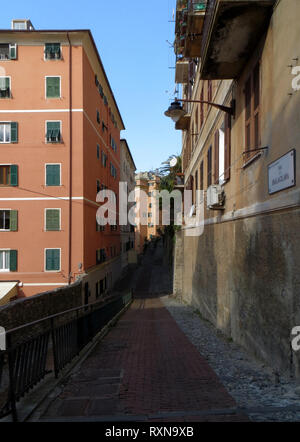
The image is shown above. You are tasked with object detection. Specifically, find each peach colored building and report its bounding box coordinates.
[0,20,125,301]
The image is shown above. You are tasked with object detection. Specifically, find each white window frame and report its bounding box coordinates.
[44,208,61,231]
[44,248,61,272]
[0,209,12,231]
[0,249,10,272]
[45,120,62,144]
[45,163,62,187]
[218,125,225,185]
[45,76,61,99]
[0,76,11,98]
[44,43,62,61]
[0,121,12,143]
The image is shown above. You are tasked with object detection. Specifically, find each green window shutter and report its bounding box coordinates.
[9,44,17,60]
[46,165,60,186]
[46,249,60,271]
[46,121,60,142]
[46,209,60,231]
[10,122,18,143]
[46,77,60,98]
[9,210,18,231]
[9,250,17,272]
[10,165,18,186]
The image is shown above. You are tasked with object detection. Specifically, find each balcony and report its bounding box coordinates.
[175,113,191,130]
[200,0,276,79]
[175,60,189,84]
[185,1,207,57]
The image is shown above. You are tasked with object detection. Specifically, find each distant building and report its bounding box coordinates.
[120,139,137,271]
[134,172,162,255]
[0,21,126,301]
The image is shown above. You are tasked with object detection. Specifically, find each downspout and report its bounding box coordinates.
[67,33,73,285]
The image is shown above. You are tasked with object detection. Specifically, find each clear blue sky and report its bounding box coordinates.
[0,0,181,173]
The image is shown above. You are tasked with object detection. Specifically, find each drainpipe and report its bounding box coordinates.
[67,33,73,285]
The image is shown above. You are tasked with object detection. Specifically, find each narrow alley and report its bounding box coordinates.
[29,242,250,422]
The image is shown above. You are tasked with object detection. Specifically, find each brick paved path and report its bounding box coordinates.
[38,243,248,422]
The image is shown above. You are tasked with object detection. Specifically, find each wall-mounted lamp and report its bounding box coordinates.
[164,98,235,123]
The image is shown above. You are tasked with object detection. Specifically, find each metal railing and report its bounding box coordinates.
[0,292,132,422]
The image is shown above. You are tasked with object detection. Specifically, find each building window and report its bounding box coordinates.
[101,151,107,167]
[0,77,11,98]
[224,114,231,180]
[46,76,61,98]
[0,250,17,272]
[45,249,60,271]
[45,43,61,60]
[110,225,117,232]
[0,43,17,60]
[46,121,61,143]
[218,125,225,184]
[245,62,260,159]
[110,163,117,179]
[96,249,106,264]
[0,165,18,186]
[207,146,212,187]
[110,135,117,152]
[46,164,61,186]
[97,110,100,124]
[97,144,100,160]
[97,180,101,193]
[45,209,60,231]
[0,122,18,143]
[208,80,213,102]
[0,210,18,231]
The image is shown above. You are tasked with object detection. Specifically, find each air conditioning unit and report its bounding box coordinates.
[206,185,225,210]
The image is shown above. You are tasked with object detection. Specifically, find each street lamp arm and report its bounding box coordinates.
[175,98,235,116]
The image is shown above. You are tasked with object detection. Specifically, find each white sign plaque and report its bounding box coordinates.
[268,149,295,195]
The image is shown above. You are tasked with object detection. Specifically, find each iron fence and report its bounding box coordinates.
[0,292,132,421]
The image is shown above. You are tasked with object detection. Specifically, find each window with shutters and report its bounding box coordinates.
[224,113,231,181]
[0,250,17,272]
[218,124,225,184]
[46,121,61,143]
[208,80,213,102]
[46,164,61,186]
[101,151,107,167]
[0,122,18,143]
[97,144,100,160]
[0,44,17,60]
[0,210,18,231]
[45,209,60,231]
[45,249,60,271]
[207,146,212,187]
[44,43,61,60]
[97,110,100,124]
[46,76,61,98]
[244,62,260,160]
[214,130,219,184]
[200,161,204,190]
[0,250,10,271]
[0,166,12,186]
[0,77,11,98]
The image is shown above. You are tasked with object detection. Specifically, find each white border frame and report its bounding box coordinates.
[44,208,61,231]
[44,43,62,62]
[0,249,11,272]
[44,248,61,272]
[0,208,13,231]
[0,76,11,99]
[0,121,12,143]
[45,120,62,144]
[45,163,62,187]
[45,76,61,99]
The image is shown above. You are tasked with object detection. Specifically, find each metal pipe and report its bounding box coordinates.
[67,33,73,285]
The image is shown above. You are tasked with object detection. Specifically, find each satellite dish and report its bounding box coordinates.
[170,157,177,167]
